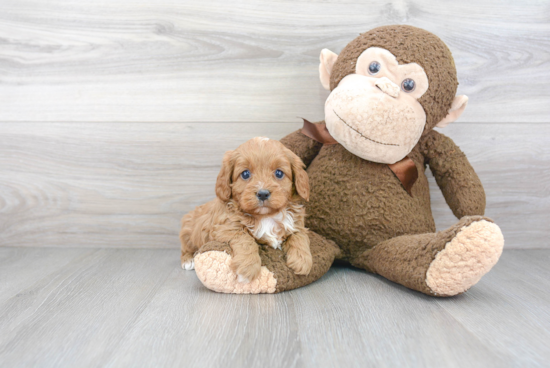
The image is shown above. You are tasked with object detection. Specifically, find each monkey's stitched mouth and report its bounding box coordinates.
[333,110,399,147]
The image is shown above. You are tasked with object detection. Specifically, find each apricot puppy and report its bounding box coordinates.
[179,137,312,282]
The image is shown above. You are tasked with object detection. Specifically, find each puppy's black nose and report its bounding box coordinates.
[257,190,271,201]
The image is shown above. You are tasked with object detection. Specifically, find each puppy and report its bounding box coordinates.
[179,137,312,282]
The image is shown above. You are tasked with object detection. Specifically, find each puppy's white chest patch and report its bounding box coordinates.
[251,211,295,250]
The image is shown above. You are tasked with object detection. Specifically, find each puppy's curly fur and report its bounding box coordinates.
[180,137,312,282]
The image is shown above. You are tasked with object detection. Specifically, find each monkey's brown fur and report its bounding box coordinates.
[192,25,503,296]
[275,128,489,294]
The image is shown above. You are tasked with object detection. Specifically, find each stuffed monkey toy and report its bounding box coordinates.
[192,25,504,296]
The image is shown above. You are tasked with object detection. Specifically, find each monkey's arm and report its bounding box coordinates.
[420,130,485,218]
[280,130,323,168]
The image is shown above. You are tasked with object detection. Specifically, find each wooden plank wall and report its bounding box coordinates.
[0,0,548,249]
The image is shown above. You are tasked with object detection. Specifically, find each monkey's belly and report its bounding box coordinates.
[305,144,435,260]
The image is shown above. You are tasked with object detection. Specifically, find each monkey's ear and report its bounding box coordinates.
[319,49,338,90]
[436,95,469,128]
[215,150,235,202]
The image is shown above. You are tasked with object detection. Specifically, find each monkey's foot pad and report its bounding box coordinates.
[194,251,277,294]
[194,234,339,294]
[426,220,504,296]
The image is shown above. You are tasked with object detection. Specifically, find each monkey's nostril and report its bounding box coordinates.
[256,190,271,201]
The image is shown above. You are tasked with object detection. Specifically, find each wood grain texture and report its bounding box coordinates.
[288,268,509,368]
[106,265,302,368]
[436,250,550,367]
[0,248,176,367]
[0,247,91,303]
[0,247,548,367]
[0,0,548,123]
[0,122,547,249]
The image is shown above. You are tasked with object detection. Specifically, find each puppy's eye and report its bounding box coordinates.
[401,78,416,92]
[368,61,381,75]
[275,169,284,179]
[241,170,251,180]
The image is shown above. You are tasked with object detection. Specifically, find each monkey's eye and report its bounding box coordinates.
[241,170,251,180]
[368,61,381,75]
[275,169,284,179]
[401,78,416,92]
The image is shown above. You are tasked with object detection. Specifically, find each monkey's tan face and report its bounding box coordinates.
[324,47,429,164]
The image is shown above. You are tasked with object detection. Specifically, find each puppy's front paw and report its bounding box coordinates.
[231,253,262,283]
[286,246,312,276]
[181,252,195,270]
[182,259,195,270]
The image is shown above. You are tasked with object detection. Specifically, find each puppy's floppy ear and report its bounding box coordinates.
[215,150,235,202]
[284,147,310,201]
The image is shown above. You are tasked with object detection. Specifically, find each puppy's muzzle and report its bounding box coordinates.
[256,189,271,201]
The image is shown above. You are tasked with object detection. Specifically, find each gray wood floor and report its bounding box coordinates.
[0,247,548,368]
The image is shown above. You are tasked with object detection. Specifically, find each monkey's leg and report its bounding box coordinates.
[193,232,339,294]
[351,216,504,297]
